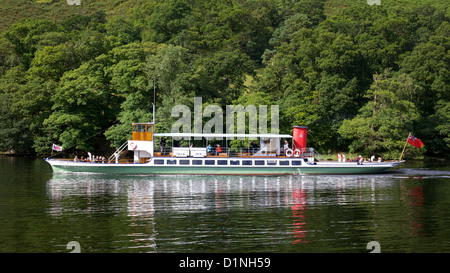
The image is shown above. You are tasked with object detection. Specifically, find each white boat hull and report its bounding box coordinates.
[45,158,404,175]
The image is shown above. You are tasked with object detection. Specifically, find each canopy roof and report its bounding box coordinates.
[154,132,292,139]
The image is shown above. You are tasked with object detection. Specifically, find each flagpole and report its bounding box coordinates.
[399,132,411,161]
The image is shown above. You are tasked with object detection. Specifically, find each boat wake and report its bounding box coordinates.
[394,168,450,179]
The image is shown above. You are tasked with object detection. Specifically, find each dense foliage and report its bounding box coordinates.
[0,0,448,159]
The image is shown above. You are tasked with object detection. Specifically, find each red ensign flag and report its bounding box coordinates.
[407,134,423,148]
[52,143,63,152]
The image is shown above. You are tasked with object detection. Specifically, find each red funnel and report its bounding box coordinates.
[293,126,308,150]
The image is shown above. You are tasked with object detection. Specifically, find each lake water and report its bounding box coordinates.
[1,156,450,253]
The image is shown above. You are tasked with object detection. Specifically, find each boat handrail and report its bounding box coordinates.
[153,146,318,158]
[108,141,129,163]
[311,148,322,161]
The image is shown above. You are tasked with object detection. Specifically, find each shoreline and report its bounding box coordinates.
[2,152,448,162]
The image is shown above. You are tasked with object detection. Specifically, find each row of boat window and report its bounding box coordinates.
[153,159,304,166]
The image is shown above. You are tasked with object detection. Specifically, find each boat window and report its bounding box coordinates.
[279,160,289,166]
[218,160,228,165]
[167,159,177,165]
[192,160,202,165]
[180,160,190,165]
[133,124,145,132]
[255,160,265,165]
[205,160,215,165]
[154,159,164,165]
[230,160,240,165]
[242,160,252,166]
[267,160,277,166]
[292,160,302,166]
[133,124,152,133]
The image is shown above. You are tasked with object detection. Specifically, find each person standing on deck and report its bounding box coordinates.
[160,137,166,155]
[207,144,212,155]
[283,141,289,154]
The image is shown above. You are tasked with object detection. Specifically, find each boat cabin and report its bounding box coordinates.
[132,123,153,141]
[127,122,155,163]
[119,123,316,164]
[153,132,293,158]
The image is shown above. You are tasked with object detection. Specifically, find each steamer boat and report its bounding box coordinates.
[45,123,404,175]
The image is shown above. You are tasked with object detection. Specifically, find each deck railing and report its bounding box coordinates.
[154,146,321,159]
[108,141,129,163]
[67,146,321,163]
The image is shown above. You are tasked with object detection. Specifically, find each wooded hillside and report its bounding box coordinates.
[0,0,448,159]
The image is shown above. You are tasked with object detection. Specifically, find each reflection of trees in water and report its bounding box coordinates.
[46,174,400,251]
[47,175,397,216]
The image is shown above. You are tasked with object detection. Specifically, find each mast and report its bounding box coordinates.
[152,78,156,125]
[399,132,411,161]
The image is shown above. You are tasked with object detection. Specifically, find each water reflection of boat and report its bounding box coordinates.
[45,124,403,175]
[46,175,397,250]
[47,175,395,211]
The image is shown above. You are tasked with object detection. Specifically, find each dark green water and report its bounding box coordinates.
[1,156,450,253]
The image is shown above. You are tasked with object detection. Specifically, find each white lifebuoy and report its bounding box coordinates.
[285,149,293,157]
[294,149,301,157]
[130,142,137,150]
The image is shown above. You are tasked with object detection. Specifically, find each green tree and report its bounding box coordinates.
[0,68,33,154]
[147,0,191,43]
[106,17,141,45]
[399,21,450,115]
[399,21,449,156]
[0,37,18,75]
[339,72,423,159]
[28,43,77,81]
[435,100,450,149]
[3,19,60,69]
[104,42,163,148]
[43,58,119,152]
[191,49,254,105]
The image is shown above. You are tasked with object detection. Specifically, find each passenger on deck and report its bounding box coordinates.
[251,141,258,154]
[160,137,166,155]
[283,141,289,154]
[216,144,222,154]
[357,155,364,165]
[207,144,212,155]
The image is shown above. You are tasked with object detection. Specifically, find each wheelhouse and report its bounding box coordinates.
[132,123,153,141]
